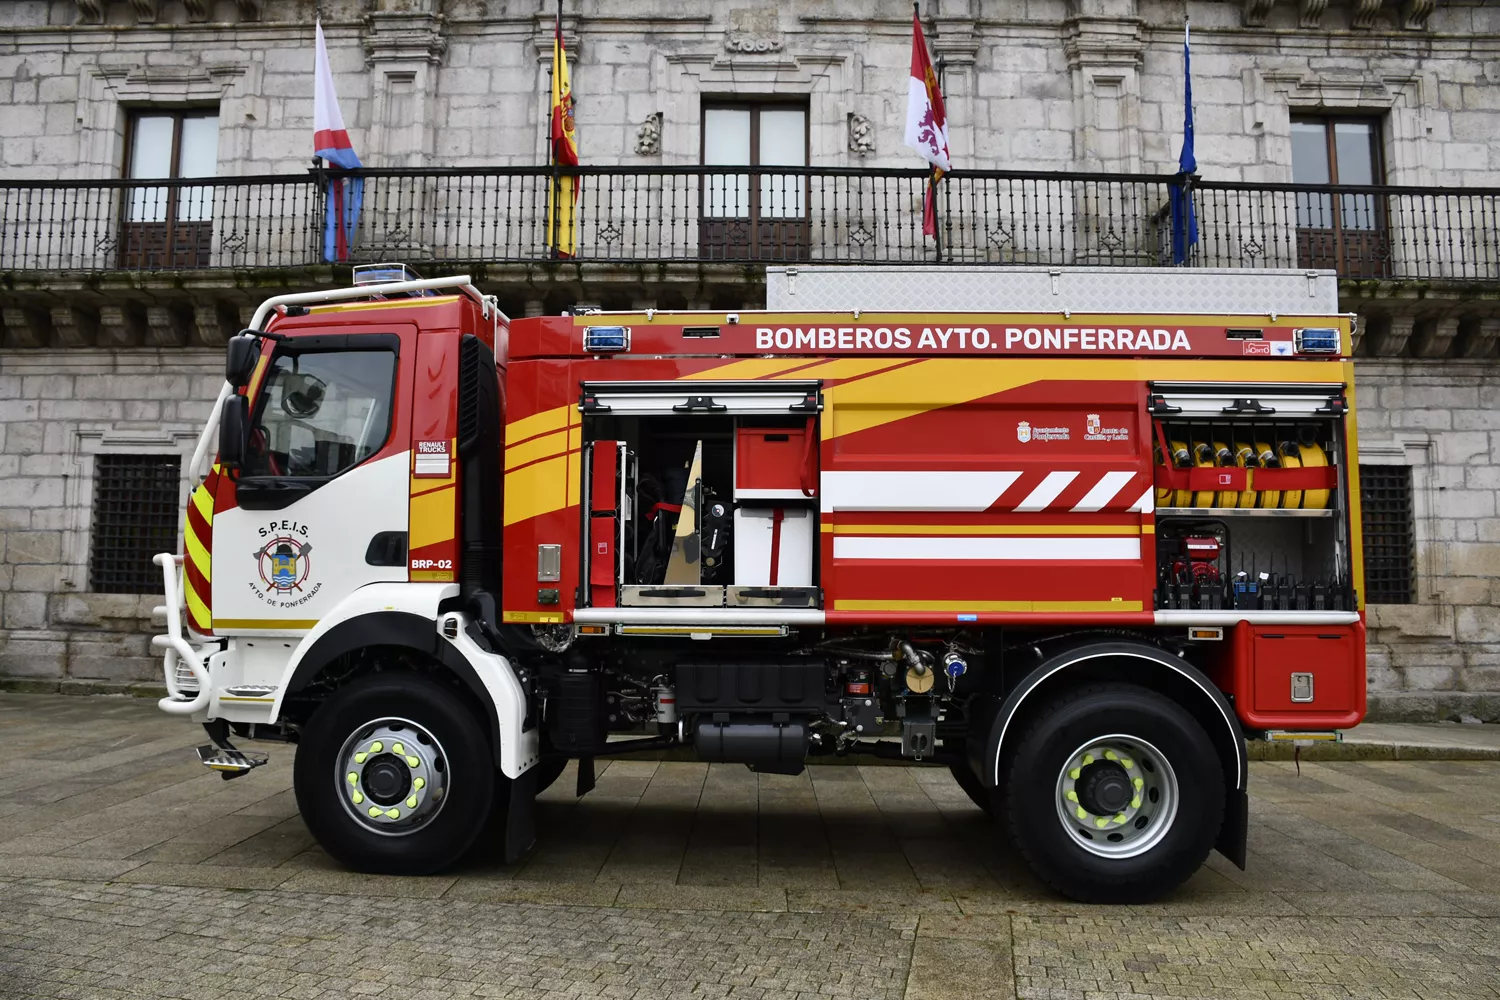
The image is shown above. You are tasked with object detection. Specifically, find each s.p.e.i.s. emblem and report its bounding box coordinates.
[253,536,313,594]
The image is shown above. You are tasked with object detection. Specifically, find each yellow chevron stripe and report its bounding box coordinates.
[190,482,214,524]
[504,454,572,525]
[770,357,911,382]
[184,525,211,581]
[506,428,570,471]
[824,358,1352,440]
[409,484,456,550]
[185,584,212,630]
[506,404,572,446]
[679,358,818,380]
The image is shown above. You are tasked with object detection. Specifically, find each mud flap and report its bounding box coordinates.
[1216,786,1248,870]
[504,765,537,864]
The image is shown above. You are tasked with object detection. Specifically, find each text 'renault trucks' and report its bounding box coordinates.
[154,263,1364,902]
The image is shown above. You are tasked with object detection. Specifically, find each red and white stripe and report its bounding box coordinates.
[822,469,1154,515]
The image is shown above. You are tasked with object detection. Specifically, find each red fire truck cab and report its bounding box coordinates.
[154,263,1364,903]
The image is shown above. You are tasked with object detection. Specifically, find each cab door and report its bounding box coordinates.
[211,331,413,634]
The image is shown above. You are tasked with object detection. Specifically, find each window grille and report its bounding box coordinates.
[89,454,182,594]
[1360,464,1414,604]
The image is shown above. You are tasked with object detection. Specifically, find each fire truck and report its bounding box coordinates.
[152,263,1364,903]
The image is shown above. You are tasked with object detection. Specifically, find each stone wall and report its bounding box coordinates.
[1357,359,1500,721]
[1,1,1496,184]
[0,349,220,691]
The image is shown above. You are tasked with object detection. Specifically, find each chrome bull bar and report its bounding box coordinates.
[151,552,211,715]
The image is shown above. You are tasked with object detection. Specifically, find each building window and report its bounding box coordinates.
[89,454,183,594]
[122,109,220,268]
[700,100,809,261]
[1291,116,1389,278]
[1360,464,1414,605]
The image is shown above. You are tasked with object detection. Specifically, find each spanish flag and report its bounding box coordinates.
[547,7,579,258]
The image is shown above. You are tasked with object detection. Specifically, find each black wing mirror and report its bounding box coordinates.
[219,393,249,471]
[225,333,260,388]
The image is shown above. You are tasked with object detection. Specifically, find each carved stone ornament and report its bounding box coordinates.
[1242,0,1276,26]
[75,0,104,22]
[1402,0,1435,29]
[128,0,159,21]
[724,36,783,53]
[1299,0,1328,27]
[635,112,662,156]
[848,113,874,155]
[1350,0,1384,28]
[183,0,208,19]
[724,7,783,55]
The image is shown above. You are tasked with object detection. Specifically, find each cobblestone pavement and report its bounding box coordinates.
[1,694,1498,1000]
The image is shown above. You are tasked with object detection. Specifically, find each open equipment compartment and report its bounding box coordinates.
[1149,381,1355,613]
[577,380,822,611]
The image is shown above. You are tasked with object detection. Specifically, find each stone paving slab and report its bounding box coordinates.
[2,692,1499,999]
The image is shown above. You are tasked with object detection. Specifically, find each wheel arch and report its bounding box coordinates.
[968,639,1249,868]
[276,610,505,767]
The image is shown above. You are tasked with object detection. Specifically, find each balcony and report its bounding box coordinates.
[1,166,1497,278]
[0,166,1497,356]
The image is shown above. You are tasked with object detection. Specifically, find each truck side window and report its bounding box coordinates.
[243,349,396,479]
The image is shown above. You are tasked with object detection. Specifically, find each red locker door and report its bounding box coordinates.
[588,442,622,607]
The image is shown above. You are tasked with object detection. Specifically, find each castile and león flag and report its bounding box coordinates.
[904,4,951,248]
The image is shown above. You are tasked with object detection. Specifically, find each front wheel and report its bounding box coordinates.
[294,672,495,875]
[1004,682,1226,904]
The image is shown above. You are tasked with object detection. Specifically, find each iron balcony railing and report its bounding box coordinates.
[1,166,1497,280]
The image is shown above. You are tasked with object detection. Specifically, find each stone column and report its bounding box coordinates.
[931,0,979,166]
[1063,0,1144,174]
[363,0,448,168]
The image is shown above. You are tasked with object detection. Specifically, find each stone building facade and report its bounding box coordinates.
[0,0,1498,719]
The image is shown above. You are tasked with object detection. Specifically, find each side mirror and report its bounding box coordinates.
[225,334,260,388]
[219,393,249,471]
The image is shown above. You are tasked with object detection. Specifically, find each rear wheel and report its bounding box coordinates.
[294,672,494,875]
[1004,682,1225,904]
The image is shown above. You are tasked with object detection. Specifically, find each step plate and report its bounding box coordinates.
[196,744,269,774]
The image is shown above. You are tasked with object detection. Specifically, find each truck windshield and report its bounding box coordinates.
[243,349,396,478]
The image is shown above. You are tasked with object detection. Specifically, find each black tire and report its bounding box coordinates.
[1004,682,1225,904]
[294,672,495,875]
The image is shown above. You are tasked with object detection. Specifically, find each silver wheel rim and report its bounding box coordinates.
[1053,733,1179,859]
[335,717,449,837]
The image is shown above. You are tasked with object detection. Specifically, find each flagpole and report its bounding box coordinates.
[549,0,561,259]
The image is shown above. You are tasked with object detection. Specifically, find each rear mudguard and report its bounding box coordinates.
[965,640,1248,869]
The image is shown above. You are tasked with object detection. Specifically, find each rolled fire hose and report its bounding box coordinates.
[1191,442,1218,507]
[1232,442,1260,508]
[1277,440,1303,510]
[1211,441,1238,508]
[1163,439,1194,508]
[1298,439,1330,510]
[1254,441,1281,509]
